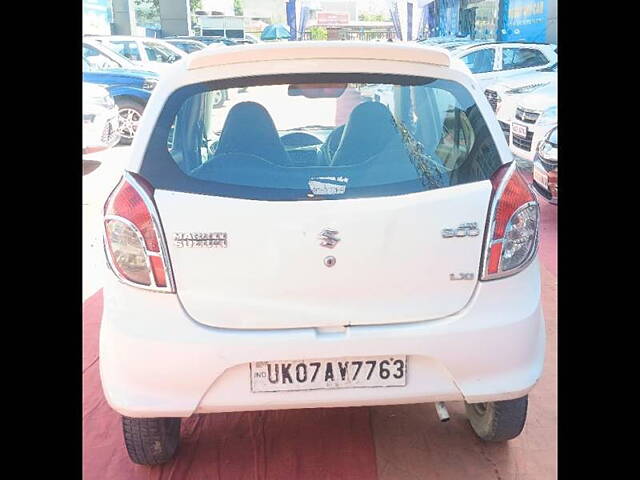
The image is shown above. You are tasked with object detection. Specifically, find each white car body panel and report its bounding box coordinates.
[100,42,544,417]
[157,181,491,329]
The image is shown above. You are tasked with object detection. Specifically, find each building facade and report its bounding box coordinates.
[419,0,556,43]
[243,0,287,24]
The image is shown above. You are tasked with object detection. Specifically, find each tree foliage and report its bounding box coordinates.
[309,26,328,40]
[134,0,203,25]
[234,0,243,16]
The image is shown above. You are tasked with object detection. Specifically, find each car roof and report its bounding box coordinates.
[187,41,452,71]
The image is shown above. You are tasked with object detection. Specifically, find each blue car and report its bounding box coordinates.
[82,55,159,145]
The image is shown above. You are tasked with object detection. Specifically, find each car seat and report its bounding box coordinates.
[331,102,400,166]
[214,101,290,166]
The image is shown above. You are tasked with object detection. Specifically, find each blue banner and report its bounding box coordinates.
[407,2,414,40]
[298,6,309,40]
[390,2,402,40]
[501,0,547,43]
[286,1,297,41]
[435,0,460,37]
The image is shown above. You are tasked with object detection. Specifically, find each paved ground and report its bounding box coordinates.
[83,149,556,479]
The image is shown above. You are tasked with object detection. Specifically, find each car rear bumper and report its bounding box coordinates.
[99,260,545,418]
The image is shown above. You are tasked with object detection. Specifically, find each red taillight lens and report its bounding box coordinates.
[149,255,167,288]
[103,173,174,292]
[481,162,539,280]
[106,181,159,252]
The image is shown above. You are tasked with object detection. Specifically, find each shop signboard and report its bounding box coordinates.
[501,0,548,43]
[317,12,350,25]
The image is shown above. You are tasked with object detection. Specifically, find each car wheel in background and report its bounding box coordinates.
[122,416,181,465]
[115,99,144,145]
[464,395,528,441]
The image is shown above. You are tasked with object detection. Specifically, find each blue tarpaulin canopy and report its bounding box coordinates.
[261,24,291,40]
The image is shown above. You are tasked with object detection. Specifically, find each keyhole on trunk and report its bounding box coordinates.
[324,256,336,268]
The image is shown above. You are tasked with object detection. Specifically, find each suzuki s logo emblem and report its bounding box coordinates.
[319,229,340,249]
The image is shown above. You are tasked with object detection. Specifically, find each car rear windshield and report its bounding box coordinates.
[141,73,503,201]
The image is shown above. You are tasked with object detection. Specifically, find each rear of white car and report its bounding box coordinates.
[99,42,545,465]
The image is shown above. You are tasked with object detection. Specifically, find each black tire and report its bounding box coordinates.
[115,99,145,145]
[122,416,181,465]
[465,395,528,442]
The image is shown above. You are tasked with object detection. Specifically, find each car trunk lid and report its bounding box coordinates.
[154,181,491,329]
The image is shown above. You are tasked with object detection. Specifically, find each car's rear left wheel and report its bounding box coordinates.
[122,416,181,465]
[465,395,528,442]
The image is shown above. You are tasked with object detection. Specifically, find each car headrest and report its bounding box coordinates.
[331,102,399,166]
[215,101,289,166]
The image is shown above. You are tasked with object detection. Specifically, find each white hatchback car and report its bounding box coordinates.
[100,42,545,465]
[451,42,557,90]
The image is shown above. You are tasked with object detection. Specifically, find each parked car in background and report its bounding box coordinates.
[164,38,207,54]
[100,42,544,466]
[532,127,557,204]
[83,83,120,154]
[174,35,238,46]
[485,63,557,141]
[506,82,557,162]
[83,57,159,144]
[417,37,482,51]
[83,38,142,71]
[92,35,185,72]
[450,42,557,90]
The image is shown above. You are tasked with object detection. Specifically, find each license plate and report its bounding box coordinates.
[533,166,548,188]
[511,122,528,138]
[250,355,407,392]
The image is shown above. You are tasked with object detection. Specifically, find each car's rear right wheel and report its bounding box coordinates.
[122,416,181,465]
[464,395,528,442]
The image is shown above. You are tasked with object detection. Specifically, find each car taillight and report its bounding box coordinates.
[481,162,539,280]
[103,172,175,292]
